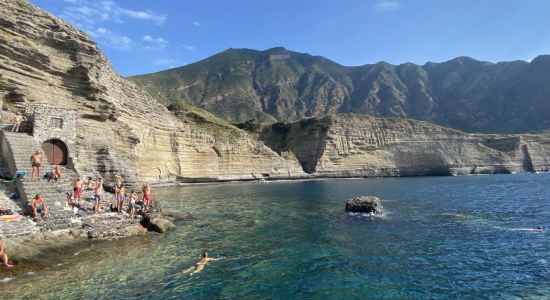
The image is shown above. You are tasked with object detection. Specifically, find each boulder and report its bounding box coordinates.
[345,196,383,214]
[143,214,175,233]
[162,209,185,221]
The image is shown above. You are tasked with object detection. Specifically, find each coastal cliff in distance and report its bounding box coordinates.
[129,47,550,134]
[0,0,306,182]
[261,114,550,176]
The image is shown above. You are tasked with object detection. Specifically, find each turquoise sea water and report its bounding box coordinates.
[1,174,549,299]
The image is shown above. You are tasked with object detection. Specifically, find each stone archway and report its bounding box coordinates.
[41,139,68,165]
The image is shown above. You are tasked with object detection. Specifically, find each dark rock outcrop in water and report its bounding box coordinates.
[130,48,550,134]
[144,215,176,233]
[346,196,383,214]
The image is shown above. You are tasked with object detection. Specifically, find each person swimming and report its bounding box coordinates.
[183,251,221,276]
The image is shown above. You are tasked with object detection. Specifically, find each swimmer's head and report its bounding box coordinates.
[202,251,208,258]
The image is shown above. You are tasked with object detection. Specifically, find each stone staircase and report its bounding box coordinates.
[17,167,81,230]
[2,131,52,175]
[2,131,81,230]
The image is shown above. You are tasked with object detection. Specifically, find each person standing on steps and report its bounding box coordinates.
[72,177,83,206]
[0,239,14,269]
[31,194,48,221]
[11,112,22,133]
[93,177,104,213]
[29,150,42,181]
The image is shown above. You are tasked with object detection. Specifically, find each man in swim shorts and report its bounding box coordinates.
[72,177,83,206]
[31,194,48,221]
[94,178,104,213]
[11,112,22,133]
[29,150,42,181]
[116,185,125,214]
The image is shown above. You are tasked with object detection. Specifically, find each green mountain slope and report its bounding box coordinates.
[129,47,550,133]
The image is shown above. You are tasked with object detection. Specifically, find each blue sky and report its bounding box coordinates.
[29,0,550,77]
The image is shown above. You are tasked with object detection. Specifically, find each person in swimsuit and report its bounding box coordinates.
[93,178,104,213]
[86,177,95,190]
[30,150,42,181]
[184,251,221,276]
[114,174,124,189]
[31,194,48,221]
[72,177,83,206]
[11,112,22,133]
[116,185,125,214]
[0,239,14,269]
[142,183,152,212]
[129,190,138,219]
[51,165,62,183]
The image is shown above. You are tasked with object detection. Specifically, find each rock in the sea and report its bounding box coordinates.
[143,215,176,233]
[162,209,185,222]
[345,196,383,214]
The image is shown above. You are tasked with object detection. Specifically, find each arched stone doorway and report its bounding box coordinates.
[41,139,68,165]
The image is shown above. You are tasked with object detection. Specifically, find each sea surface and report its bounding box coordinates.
[1,174,549,299]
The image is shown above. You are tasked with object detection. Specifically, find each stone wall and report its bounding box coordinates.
[26,105,77,166]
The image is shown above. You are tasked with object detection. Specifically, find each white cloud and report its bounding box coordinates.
[178,44,196,51]
[86,27,132,50]
[193,21,200,27]
[59,0,167,27]
[119,8,167,25]
[142,35,168,50]
[374,1,401,12]
[153,58,181,66]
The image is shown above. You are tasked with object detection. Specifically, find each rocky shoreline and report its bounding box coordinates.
[0,175,183,274]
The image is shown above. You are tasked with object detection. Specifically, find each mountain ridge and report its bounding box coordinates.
[129,48,550,133]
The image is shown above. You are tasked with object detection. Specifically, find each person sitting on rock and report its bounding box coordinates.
[0,207,15,216]
[0,239,14,269]
[11,112,22,133]
[29,150,42,181]
[129,190,138,219]
[31,193,48,221]
[51,165,62,183]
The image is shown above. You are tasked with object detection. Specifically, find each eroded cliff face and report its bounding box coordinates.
[261,114,550,177]
[0,0,306,182]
